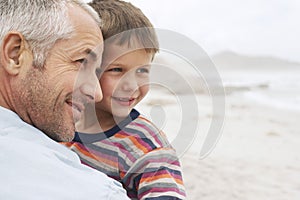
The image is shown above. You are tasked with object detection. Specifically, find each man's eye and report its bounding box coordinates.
[77,58,88,65]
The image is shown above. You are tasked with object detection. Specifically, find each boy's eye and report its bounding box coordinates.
[107,68,122,72]
[136,68,149,74]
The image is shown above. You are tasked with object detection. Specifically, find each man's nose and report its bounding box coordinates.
[81,74,103,103]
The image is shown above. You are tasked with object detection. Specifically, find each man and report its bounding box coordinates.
[0,0,129,199]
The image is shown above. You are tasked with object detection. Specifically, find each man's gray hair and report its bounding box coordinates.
[0,0,101,68]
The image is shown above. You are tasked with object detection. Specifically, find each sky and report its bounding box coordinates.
[85,0,300,62]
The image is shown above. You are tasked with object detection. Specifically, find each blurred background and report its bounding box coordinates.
[86,0,300,199]
[126,0,300,62]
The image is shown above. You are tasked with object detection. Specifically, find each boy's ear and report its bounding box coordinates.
[0,32,33,76]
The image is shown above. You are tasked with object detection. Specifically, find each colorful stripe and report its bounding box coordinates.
[62,110,186,199]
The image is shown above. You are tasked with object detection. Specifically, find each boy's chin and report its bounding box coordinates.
[112,109,131,119]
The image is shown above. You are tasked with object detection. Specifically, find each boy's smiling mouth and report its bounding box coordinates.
[112,96,135,106]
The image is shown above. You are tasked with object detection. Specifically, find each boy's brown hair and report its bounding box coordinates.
[89,0,159,55]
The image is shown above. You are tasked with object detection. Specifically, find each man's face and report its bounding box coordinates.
[13,5,103,142]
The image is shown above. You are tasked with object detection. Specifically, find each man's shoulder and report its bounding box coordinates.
[0,116,129,199]
[0,106,23,130]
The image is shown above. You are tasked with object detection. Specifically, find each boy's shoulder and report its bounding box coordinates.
[121,109,171,148]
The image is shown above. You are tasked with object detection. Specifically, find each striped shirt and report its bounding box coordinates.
[62,109,186,199]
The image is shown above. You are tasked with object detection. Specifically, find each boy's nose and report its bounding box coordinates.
[120,73,138,92]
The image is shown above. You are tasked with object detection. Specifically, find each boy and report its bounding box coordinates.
[63,0,186,199]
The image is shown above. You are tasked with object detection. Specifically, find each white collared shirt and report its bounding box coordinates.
[0,106,129,200]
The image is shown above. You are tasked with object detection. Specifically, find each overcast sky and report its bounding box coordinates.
[85,0,300,62]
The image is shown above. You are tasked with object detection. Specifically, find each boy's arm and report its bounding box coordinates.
[124,147,186,199]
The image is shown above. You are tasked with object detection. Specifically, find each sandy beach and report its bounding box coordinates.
[181,93,300,200]
[136,52,300,199]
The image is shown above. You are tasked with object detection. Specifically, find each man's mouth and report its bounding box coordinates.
[66,99,85,121]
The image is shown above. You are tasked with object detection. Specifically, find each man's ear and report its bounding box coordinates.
[0,32,32,75]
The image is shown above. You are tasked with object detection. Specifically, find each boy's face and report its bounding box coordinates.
[97,47,152,119]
